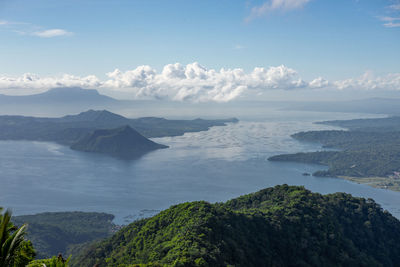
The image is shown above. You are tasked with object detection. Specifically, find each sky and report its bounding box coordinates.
[0,0,399,101]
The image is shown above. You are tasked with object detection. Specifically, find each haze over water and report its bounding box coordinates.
[1,109,398,224]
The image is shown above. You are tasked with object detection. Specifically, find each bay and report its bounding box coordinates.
[1,110,398,224]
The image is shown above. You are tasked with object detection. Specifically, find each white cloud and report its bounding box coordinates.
[102,63,307,102]
[380,16,400,22]
[0,73,101,91]
[233,44,245,50]
[32,29,72,38]
[0,19,73,37]
[0,63,399,102]
[384,22,400,27]
[389,4,400,11]
[247,0,310,21]
[380,3,400,27]
[380,16,400,27]
[309,77,330,88]
[334,72,400,91]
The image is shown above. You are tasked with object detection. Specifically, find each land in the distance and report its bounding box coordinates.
[0,109,238,158]
[269,116,400,191]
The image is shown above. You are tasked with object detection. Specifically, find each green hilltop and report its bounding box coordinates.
[70,185,400,267]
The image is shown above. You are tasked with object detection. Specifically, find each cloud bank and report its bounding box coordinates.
[0,63,399,102]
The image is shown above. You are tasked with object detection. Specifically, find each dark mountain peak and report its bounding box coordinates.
[43,87,100,95]
[118,124,135,133]
[61,110,128,123]
[70,125,168,158]
[0,87,117,105]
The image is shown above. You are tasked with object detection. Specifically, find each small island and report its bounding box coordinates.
[71,125,168,159]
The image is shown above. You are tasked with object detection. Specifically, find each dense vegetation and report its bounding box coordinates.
[27,255,70,267]
[70,125,168,158]
[71,185,400,267]
[0,208,35,267]
[269,117,400,179]
[13,212,115,259]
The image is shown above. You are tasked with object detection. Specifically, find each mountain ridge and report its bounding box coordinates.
[0,87,117,105]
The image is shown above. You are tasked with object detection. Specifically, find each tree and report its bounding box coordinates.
[27,254,70,267]
[0,208,35,267]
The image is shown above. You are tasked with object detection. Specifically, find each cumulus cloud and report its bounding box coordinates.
[334,72,400,91]
[247,0,310,21]
[0,63,399,102]
[32,29,72,38]
[102,63,307,102]
[309,77,330,88]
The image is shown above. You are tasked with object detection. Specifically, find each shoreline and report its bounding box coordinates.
[339,176,400,192]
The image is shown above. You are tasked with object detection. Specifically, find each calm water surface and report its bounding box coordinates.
[1,110,398,224]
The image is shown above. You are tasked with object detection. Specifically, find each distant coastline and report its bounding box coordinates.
[269,116,400,192]
[0,109,238,159]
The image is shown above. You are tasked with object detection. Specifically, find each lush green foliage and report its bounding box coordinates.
[27,255,70,267]
[71,185,400,267]
[269,117,400,178]
[0,208,35,267]
[13,212,115,259]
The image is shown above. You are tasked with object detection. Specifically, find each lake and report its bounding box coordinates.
[1,109,399,224]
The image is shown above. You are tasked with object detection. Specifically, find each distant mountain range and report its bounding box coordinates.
[0,87,117,105]
[1,87,399,117]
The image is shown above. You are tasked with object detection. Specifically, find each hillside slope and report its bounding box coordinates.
[71,185,400,267]
[13,212,115,259]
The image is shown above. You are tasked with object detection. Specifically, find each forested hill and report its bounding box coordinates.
[71,185,400,267]
[13,212,116,259]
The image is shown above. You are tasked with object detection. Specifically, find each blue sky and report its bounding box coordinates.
[0,0,399,101]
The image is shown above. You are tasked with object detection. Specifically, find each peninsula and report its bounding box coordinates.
[269,116,400,191]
